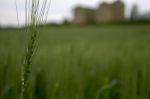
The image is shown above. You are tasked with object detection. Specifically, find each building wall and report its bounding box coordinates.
[96,3,114,22]
[74,7,87,24]
[73,0,125,24]
[111,1,125,21]
[74,7,95,24]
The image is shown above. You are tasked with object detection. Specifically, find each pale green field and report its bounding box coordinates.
[0,24,150,99]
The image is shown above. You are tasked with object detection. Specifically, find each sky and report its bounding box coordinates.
[0,0,150,26]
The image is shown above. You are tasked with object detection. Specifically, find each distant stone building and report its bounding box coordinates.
[73,0,125,24]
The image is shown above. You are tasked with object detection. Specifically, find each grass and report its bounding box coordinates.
[0,24,150,99]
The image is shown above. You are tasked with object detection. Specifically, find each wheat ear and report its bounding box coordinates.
[20,0,51,99]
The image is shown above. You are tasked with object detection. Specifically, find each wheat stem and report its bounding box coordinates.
[20,0,51,99]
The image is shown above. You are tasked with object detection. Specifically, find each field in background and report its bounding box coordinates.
[0,24,150,99]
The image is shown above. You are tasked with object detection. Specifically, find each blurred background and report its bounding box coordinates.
[0,0,150,99]
[0,0,150,25]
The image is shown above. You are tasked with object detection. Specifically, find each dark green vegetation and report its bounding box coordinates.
[0,24,150,99]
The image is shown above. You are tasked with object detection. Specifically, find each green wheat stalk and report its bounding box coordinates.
[19,0,51,99]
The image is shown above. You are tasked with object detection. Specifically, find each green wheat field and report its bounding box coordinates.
[0,24,150,99]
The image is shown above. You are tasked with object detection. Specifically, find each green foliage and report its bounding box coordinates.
[0,24,150,99]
